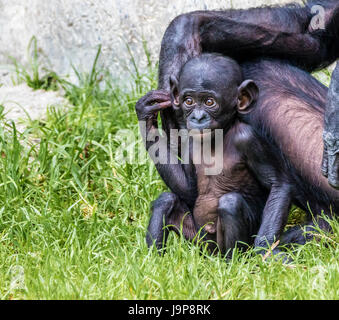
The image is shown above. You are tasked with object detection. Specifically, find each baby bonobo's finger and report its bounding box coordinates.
[150,89,170,97]
[149,101,172,112]
[135,90,171,121]
[145,90,170,104]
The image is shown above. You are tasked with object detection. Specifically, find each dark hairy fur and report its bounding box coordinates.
[159,0,339,91]
[241,60,339,210]
[155,0,339,205]
[135,0,339,256]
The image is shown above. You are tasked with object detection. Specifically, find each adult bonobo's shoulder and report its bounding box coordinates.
[241,59,328,110]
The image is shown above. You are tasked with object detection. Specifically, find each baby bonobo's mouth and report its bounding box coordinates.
[187,123,212,132]
[188,128,219,137]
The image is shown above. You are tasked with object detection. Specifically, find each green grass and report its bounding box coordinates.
[10,37,59,91]
[0,49,338,300]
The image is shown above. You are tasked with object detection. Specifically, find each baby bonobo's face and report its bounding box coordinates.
[170,54,258,132]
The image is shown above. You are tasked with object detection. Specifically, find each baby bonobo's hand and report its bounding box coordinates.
[135,90,172,123]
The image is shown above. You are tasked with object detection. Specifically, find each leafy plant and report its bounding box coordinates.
[10,36,60,91]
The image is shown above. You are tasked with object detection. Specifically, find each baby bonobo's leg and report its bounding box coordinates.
[234,123,293,257]
[146,192,196,252]
[217,193,259,255]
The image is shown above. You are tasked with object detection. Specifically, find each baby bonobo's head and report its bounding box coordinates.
[170,53,258,131]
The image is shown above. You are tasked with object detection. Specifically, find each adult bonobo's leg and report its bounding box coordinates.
[146,192,196,251]
[322,63,339,188]
[217,193,260,255]
[280,217,333,246]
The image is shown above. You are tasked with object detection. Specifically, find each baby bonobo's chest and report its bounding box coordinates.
[193,123,255,234]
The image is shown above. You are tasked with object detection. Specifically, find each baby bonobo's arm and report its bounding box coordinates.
[233,123,293,257]
[135,90,198,208]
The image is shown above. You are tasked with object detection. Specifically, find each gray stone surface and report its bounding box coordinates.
[0,82,67,132]
[0,0,312,129]
[0,0,299,82]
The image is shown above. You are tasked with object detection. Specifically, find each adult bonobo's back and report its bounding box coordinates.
[241,59,331,199]
[231,59,339,250]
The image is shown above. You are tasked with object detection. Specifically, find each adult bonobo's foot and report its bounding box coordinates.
[322,63,339,188]
[256,247,292,264]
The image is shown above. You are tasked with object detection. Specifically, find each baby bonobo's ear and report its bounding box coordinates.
[169,75,180,109]
[237,80,259,114]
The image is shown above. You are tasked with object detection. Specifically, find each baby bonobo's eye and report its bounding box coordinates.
[205,97,216,107]
[184,97,194,106]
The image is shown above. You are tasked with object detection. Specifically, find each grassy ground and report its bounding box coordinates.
[0,51,338,300]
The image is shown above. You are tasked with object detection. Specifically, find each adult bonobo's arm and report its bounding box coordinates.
[158,1,339,189]
[322,63,339,188]
[158,1,339,91]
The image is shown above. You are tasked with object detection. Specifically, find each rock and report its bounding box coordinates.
[0,82,67,132]
[0,0,300,83]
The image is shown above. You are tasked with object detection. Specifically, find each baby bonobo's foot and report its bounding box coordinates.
[259,249,292,264]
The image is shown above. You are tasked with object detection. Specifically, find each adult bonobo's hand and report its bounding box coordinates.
[322,63,339,188]
[135,90,172,129]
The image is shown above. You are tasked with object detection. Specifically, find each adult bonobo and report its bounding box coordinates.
[155,0,339,202]
[136,53,339,256]
[135,1,339,254]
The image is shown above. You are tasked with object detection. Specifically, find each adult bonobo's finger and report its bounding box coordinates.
[322,131,339,188]
[327,153,339,189]
[321,144,329,178]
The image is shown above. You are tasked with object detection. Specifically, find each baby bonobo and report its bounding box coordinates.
[168,54,268,253]
[142,53,337,257]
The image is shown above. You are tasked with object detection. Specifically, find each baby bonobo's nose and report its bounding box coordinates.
[191,110,209,124]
